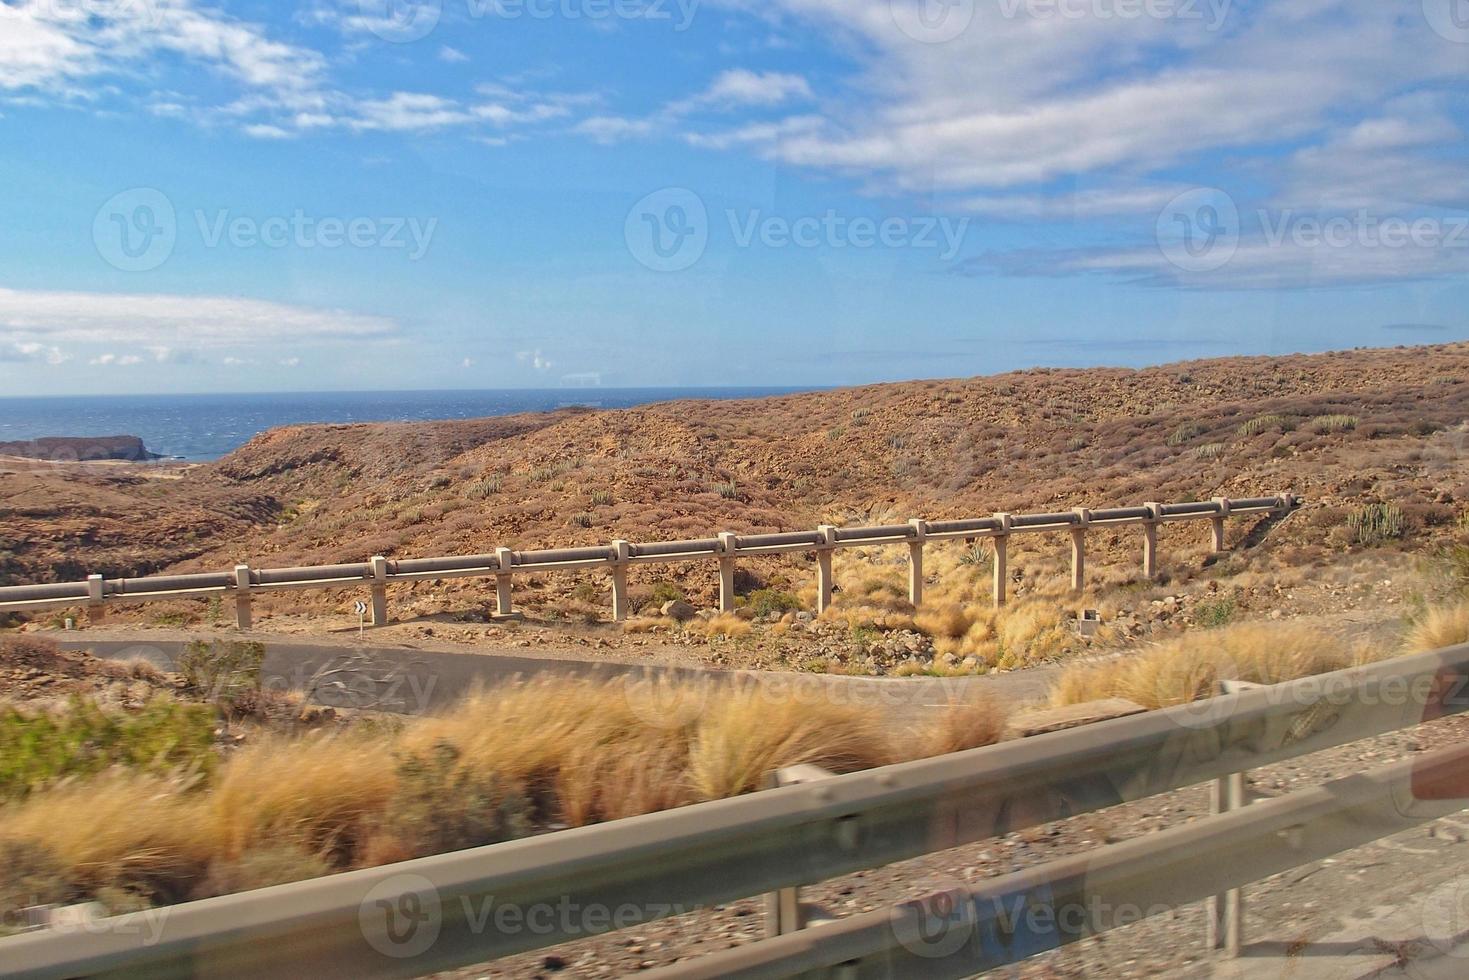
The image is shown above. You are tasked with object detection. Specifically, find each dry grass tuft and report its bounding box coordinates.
[1048,623,1363,709]
[1406,602,1469,652]
[209,734,398,861]
[690,613,753,638]
[688,686,891,799]
[910,695,1012,758]
[0,773,213,899]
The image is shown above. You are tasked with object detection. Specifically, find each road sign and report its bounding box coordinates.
[354,600,368,616]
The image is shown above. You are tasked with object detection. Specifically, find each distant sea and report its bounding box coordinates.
[0,388,821,462]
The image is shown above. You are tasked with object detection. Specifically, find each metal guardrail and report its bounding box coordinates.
[0,494,1301,628]
[3,639,1464,979]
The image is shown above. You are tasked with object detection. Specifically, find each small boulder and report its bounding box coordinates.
[660,600,697,622]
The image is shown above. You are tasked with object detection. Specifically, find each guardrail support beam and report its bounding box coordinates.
[85,574,105,625]
[233,564,252,630]
[764,764,836,937]
[369,556,388,626]
[816,525,837,614]
[907,520,927,607]
[718,533,738,613]
[1143,502,1161,580]
[1211,497,1231,553]
[992,514,1011,607]
[610,541,631,622]
[493,547,514,618]
[1070,509,1090,593]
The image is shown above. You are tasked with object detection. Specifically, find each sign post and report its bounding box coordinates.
[354,599,367,637]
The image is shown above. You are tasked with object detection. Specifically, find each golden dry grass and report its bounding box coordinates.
[1048,622,1364,709]
[688,686,893,799]
[0,773,214,895]
[1405,602,1469,652]
[0,673,1012,915]
[208,734,398,860]
[909,694,1012,758]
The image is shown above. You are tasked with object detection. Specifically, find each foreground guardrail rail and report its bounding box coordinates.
[0,493,1300,628]
[3,638,1463,979]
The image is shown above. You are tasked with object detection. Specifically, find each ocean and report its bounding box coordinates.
[0,388,820,462]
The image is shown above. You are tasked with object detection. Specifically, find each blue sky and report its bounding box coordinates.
[1,0,1467,394]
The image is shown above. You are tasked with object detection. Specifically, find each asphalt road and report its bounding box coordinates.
[56,633,1056,726]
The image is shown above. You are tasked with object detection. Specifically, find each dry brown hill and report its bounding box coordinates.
[4,343,1467,599]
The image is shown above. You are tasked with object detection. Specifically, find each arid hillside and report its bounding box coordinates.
[4,343,1467,601]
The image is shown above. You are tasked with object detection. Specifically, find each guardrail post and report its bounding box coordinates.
[1211,497,1231,553]
[1143,502,1161,580]
[610,541,631,622]
[493,547,515,618]
[907,519,927,607]
[764,764,836,936]
[1277,490,1296,513]
[369,556,388,627]
[1070,508,1090,593]
[1209,679,1257,957]
[85,574,105,625]
[717,533,738,613]
[233,564,252,630]
[992,513,1011,607]
[816,525,837,614]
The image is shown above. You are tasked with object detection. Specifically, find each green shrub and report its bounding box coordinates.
[568,512,593,528]
[1167,423,1204,447]
[467,476,502,499]
[1192,442,1226,460]
[1237,414,1293,438]
[716,481,740,500]
[590,489,613,507]
[571,581,600,603]
[1311,414,1359,434]
[958,543,990,567]
[1194,596,1237,629]
[1347,503,1406,546]
[650,582,685,605]
[748,589,801,618]
[0,697,216,799]
[177,640,265,709]
[379,743,530,857]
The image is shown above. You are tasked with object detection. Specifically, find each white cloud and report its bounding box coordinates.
[960,186,1193,220]
[516,349,553,371]
[243,122,291,139]
[695,69,812,108]
[279,356,301,367]
[88,352,144,366]
[348,92,475,131]
[0,1,324,104]
[0,288,397,352]
[574,115,658,144]
[580,67,815,144]
[439,46,469,64]
[0,341,69,365]
[702,0,1467,201]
